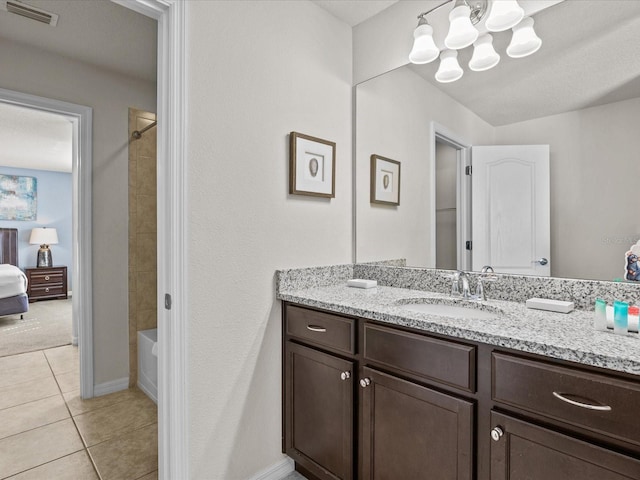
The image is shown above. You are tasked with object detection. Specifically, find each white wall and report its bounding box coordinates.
[356,66,493,267]
[495,97,640,281]
[0,38,156,385]
[185,1,352,478]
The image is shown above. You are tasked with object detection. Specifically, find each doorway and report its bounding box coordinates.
[0,88,93,397]
[430,122,471,271]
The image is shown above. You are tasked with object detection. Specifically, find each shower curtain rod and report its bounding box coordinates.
[132,121,157,139]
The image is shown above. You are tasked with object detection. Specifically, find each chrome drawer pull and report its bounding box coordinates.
[306,325,327,333]
[45,288,50,293]
[44,275,50,281]
[552,391,612,411]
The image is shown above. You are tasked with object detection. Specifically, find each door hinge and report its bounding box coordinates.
[466,241,472,251]
[465,166,472,175]
[164,293,172,310]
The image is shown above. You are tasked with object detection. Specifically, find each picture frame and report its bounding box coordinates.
[0,174,37,220]
[370,154,400,206]
[289,132,336,198]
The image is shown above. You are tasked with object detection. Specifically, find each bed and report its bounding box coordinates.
[0,228,28,318]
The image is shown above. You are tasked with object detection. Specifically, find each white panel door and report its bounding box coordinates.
[472,145,550,276]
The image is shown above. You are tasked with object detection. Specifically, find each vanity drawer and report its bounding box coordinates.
[286,305,355,355]
[492,352,640,447]
[363,323,476,392]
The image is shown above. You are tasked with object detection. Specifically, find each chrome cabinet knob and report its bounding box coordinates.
[44,275,50,281]
[359,378,371,388]
[340,371,351,381]
[534,258,549,266]
[491,427,504,442]
[45,287,50,293]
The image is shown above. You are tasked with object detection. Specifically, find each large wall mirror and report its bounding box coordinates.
[355,0,640,282]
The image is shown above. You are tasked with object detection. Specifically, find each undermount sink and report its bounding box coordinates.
[396,300,503,320]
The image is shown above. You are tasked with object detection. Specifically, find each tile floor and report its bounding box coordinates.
[0,345,158,480]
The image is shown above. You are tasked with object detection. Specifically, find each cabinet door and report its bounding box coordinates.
[360,367,474,480]
[490,411,640,480]
[285,342,354,480]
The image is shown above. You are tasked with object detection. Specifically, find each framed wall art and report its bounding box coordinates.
[370,155,400,206]
[0,174,37,220]
[289,131,336,198]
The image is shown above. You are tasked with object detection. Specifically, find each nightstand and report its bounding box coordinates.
[26,266,68,302]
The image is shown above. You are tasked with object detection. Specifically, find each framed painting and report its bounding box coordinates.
[370,155,400,206]
[0,175,37,220]
[289,132,336,198]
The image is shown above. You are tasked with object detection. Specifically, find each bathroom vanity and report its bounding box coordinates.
[278,265,640,480]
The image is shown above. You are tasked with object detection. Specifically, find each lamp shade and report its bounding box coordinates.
[469,34,501,71]
[29,227,59,245]
[486,0,524,32]
[445,2,478,50]
[409,21,440,64]
[435,50,463,83]
[507,17,542,58]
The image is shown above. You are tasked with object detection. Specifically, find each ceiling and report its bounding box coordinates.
[0,0,157,82]
[318,0,640,127]
[311,0,399,26]
[0,0,156,173]
[0,103,73,173]
[408,0,640,126]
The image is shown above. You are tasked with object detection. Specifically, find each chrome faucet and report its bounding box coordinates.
[475,265,497,301]
[453,270,473,299]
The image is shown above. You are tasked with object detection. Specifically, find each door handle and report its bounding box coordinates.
[533,258,548,265]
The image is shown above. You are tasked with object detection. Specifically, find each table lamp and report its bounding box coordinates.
[29,227,59,268]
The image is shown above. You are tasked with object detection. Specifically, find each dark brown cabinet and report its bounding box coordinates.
[490,411,640,480]
[282,302,640,480]
[284,342,354,480]
[283,303,476,480]
[360,367,473,480]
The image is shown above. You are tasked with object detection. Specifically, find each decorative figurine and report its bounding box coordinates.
[627,253,640,281]
[626,240,640,281]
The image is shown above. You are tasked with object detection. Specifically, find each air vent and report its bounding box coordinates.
[1,0,59,26]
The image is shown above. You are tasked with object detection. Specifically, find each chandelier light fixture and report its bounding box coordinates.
[409,0,541,83]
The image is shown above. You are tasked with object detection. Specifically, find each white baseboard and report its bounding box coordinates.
[93,377,129,397]
[248,456,294,480]
[137,379,158,405]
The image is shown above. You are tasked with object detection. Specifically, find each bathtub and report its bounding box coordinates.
[137,328,158,404]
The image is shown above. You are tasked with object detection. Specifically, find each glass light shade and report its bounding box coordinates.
[29,227,59,245]
[409,22,439,64]
[435,50,463,83]
[507,17,542,58]
[469,34,500,71]
[444,3,479,50]
[486,0,524,32]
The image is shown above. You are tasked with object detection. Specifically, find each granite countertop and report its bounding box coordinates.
[278,284,640,377]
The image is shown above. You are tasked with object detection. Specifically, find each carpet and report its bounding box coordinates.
[0,298,72,357]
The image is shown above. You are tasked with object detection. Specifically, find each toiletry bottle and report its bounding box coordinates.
[628,305,639,334]
[594,298,607,331]
[613,301,629,335]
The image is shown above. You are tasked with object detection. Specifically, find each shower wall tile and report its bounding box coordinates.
[137,156,156,196]
[129,108,158,388]
[135,195,157,234]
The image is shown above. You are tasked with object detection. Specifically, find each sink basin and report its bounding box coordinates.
[397,300,502,320]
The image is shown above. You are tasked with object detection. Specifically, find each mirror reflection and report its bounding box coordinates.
[355,0,640,282]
